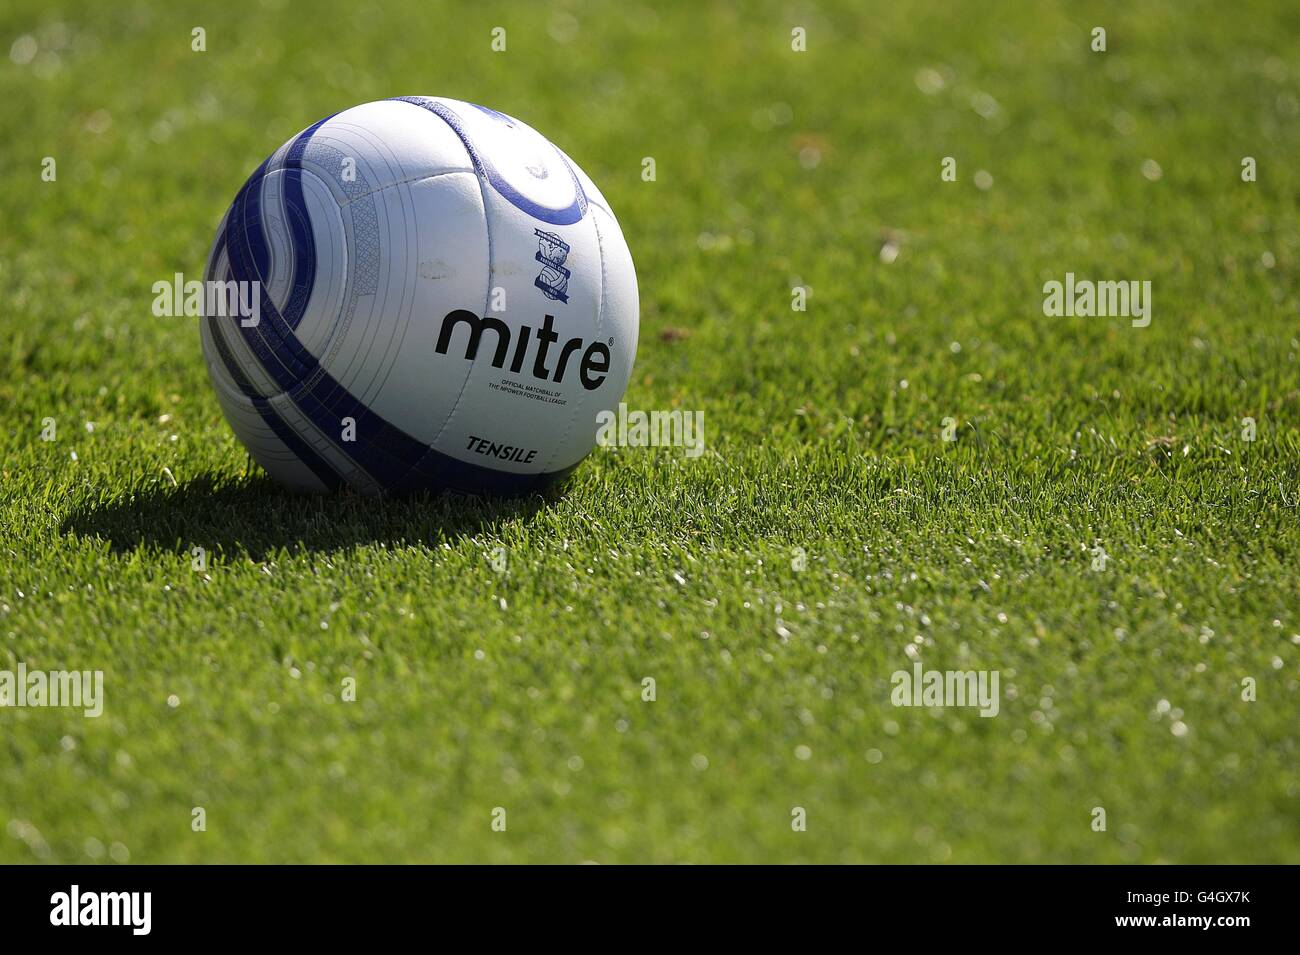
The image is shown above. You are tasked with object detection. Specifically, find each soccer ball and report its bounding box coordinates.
[201,96,638,495]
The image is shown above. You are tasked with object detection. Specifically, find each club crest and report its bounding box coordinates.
[533,228,571,303]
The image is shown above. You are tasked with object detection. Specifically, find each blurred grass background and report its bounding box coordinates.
[0,0,1297,862]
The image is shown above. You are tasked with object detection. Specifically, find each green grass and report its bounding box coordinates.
[1,0,1298,863]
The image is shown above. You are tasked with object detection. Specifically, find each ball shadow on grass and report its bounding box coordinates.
[59,474,558,562]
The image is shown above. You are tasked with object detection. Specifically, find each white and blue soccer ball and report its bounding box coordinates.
[201,96,639,494]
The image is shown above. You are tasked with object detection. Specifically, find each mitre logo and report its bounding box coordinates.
[436,309,611,390]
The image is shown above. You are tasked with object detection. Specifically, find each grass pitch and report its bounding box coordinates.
[1,0,1297,863]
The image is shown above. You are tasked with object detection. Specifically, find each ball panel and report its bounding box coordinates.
[253,169,295,314]
[316,172,490,448]
[203,368,336,493]
[537,203,640,473]
[588,203,640,401]
[429,97,583,218]
[393,97,588,226]
[304,100,475,197]
[556,145,615,219]
[274,168,349,359]
[201,252,284,402]
[425,167,604,475]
